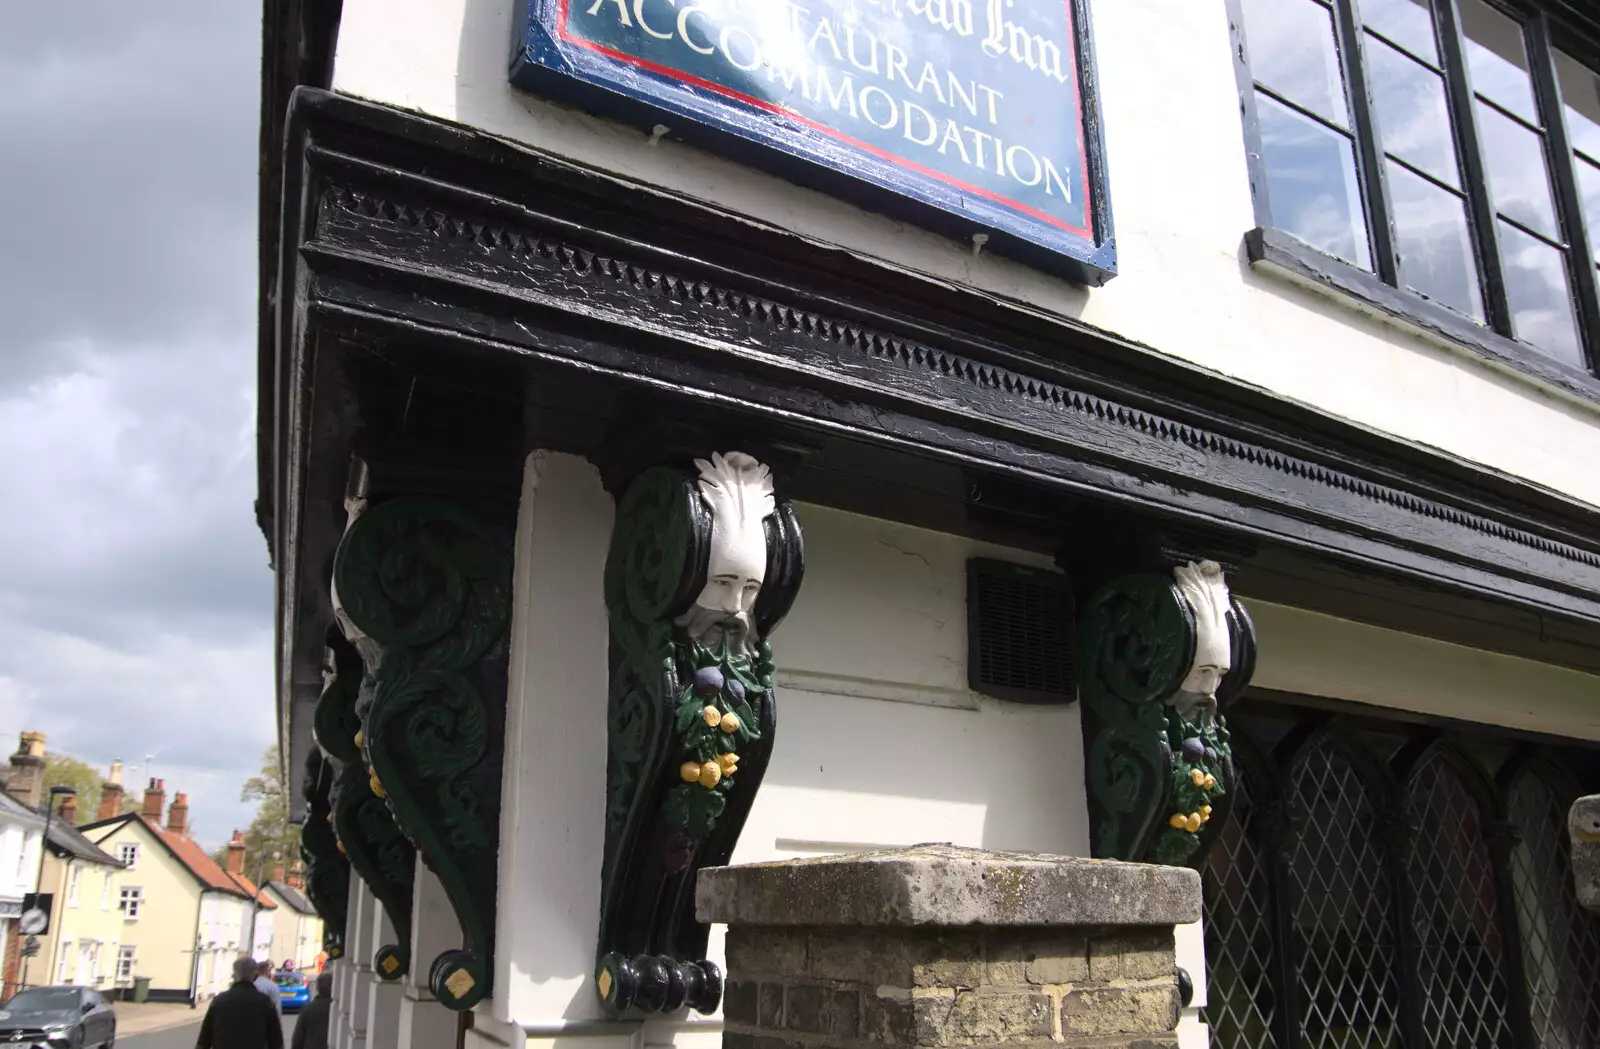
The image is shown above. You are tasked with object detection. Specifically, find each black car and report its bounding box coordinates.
[0,986,115,1048]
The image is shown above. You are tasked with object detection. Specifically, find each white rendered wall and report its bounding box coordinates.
[329,0,1600,509]
[1250,600,1600,740]
[493,453,1091,1045]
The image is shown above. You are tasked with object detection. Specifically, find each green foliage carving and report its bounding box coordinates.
[299,749,349,961]
[1077,571,1243,868]
[333,497,512,1011]
[662,639,764,839]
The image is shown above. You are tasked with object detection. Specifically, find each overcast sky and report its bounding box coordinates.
[0,3,270,851]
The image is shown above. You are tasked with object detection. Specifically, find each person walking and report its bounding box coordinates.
[254,960,283,1015]
[290,971,334,1049]
[196,957,284,1049]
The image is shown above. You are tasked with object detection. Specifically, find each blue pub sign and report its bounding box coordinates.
[511,0,1116,285]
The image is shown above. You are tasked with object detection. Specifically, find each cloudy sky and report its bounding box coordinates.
[0,3,270,850]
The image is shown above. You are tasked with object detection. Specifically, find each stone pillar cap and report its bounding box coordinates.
[697,843,1200,928]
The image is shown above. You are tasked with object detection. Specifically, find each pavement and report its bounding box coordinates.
[114,1004,299,1048]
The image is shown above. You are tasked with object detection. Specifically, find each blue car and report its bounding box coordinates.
[274,971,311,1013]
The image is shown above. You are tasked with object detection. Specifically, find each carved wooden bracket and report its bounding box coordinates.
[1570,795,1600,913]
[332,497,513,1011]
[1076,564,1256,867]
[299,747,351,962]
[317,633,416,981]
[597,454,804,1016]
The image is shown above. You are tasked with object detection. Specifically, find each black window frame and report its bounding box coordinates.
[1228,0,1600,403]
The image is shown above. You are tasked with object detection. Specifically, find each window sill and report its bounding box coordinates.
[1245,227,1600,409]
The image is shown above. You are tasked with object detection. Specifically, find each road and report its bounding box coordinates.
[121,1013,299,1048]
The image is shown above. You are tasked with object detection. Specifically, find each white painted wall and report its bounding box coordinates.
[328,0,1600,508]
[493,452,1089,1043]
[0,817,43,909]
[1251,599,1600,739]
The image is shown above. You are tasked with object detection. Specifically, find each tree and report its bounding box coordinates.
[42,754,102,819]
[214,745,300,882]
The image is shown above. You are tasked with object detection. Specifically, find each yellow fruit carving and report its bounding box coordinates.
[1199,804,1213,817]
[719,712,741,734]
[1185,813,1203,833]
[702,705,722,727]
[369,773,385,799]
[717,752,740,774]
[1169,813,1188,830]
[1190,768,1206,786]
[698,761,722,789]
[680,761,701,783]
[1202,774,1217,790]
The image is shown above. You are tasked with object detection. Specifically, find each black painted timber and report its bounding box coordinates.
[261,90,1600,815]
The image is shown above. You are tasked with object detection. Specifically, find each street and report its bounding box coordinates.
[120,1013,298,1049]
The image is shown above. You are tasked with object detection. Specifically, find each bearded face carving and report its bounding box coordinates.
[674,452,775,655]
[1170,560,1233,723]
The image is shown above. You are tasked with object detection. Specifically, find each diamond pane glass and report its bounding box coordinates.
[1507,770,1600,1049]
[1286,738,1404,1049]
[1402,752,1514,1048]
[1204,771,1281,1049]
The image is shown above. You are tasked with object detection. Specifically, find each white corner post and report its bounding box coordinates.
[398,863,463,1048]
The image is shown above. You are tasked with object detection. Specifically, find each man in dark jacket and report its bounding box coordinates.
[290,970,334,1049]
[197,957,284,1049]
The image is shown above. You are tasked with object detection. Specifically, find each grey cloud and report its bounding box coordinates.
[0,1,272,851]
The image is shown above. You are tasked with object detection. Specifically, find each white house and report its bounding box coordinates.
[256,0,1600,1047]
[0,783,45,998]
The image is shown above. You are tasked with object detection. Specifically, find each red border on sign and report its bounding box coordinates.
[553,0,1095,240]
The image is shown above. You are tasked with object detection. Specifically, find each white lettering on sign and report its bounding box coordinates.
[579,0,1078,204]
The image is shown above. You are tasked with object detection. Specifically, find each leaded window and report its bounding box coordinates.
[1203,708,1600,1049]
[1231,0,1600,378]
[1202,761,1280,1049]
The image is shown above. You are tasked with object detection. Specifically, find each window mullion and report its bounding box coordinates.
[1332,0,1402,286]
[1435,0,1514,334]
[1528,11,1600,374]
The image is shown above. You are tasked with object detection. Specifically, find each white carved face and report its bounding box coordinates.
[675,452,776,645]
[1174,560,1233,700]
[697,515,767,617]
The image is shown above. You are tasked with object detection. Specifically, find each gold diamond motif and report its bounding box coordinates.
[445,968,475,999]
[596,968,613,1000]
[381,955,399,974]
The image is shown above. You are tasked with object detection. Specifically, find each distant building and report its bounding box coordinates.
[35,794,126,994]
[261,867,323,973]
[0,772,45,997]
[79,778,276,1002]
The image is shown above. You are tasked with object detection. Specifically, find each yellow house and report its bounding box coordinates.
[261,871,323,973]
[78,780,275,1002]
[34,797,124,995]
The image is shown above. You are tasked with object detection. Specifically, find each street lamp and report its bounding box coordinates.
[35,786,77,889]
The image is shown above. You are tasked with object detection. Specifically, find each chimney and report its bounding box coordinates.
[5,732,47,810]
[57,794,78,826]
[166,792,189,837]
[226,830,246,875]
[286,863,305,891]
[97,761,125,821]
[272,863,286,884]
[141,778,165,822]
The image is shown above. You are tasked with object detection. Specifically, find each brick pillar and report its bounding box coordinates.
[698,844,1199,1049]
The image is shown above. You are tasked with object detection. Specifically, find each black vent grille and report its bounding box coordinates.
[966,558,1075,703]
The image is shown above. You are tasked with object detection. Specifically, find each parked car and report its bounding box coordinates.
[273,971,311,1013]
[0,985,116,1047]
